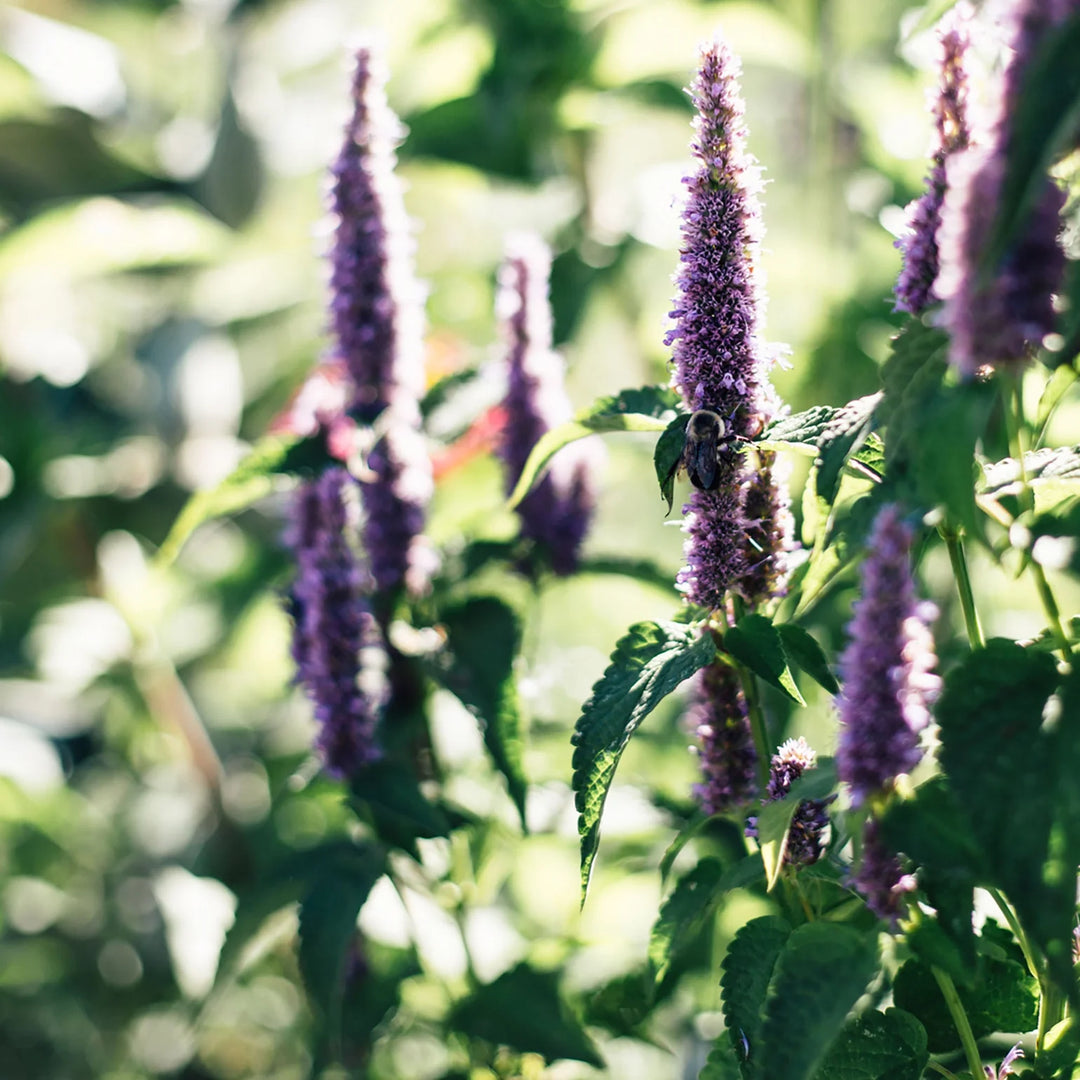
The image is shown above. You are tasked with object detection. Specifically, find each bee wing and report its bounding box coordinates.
[690,431,720,490]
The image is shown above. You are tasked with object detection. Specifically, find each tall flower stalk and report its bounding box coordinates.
[894,8,971,315]
[497,233,595,576]
[329,45,434,597]
[936,0,1069,376]
[691,659,758,814]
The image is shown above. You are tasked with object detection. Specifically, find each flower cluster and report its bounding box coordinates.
[936,0,1069,375]
[853,819,917,923]
[497,233,595,576]
[894,8,971,315]
[836,504,940,806]
[753,737,832,867]
[287,468,386,777]
[691,660,758,815]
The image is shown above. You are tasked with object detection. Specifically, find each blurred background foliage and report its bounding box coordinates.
[0,0,1061,1077]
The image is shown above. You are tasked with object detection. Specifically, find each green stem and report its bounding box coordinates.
[988,887,1039,982]
[1003,374,1072,663]
[932,966,983,1080]
[926,1062,962,1080]
[941,526,984,650]
[730,598,770,790]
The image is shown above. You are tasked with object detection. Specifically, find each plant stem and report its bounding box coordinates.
[1003,373,1072,663]
[932,966,983,1080]
[729,597,771,789]
[988,887,1039,982]
[940,525,984,650]
[926,1062,962,1080]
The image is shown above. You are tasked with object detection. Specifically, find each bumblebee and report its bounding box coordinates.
[680,408,742,491]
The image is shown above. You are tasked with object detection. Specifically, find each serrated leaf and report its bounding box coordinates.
[508,385,679,509]
[655,412,689,513]
[723,614,805,705]
[448,963,603,1067]
[892,957,1037,1054]
[700,1036,744,1080]
[758,405,842,453]
[981,445,1080,508]
[156,432,325,567]
[650,857,764,991]
[720,915,793,1079]
[572,621,716,900]
[936,640,1077,990]
[756,762,837,892]
[776,624,839,694]
[810,1008,928,1080]
[297,843,386,1049]
[815,393,881,503]
[438,596,528,829]
[756,922,879,1080]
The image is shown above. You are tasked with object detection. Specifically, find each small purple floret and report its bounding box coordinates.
[837,505,940,806]
[691,660,758,815]
[287,469,387,777]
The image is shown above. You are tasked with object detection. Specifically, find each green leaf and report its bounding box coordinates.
[448,963,603,1067]
[700,1036,744,1080]
[348,759,451,855]
[758,405,843,454]
[582,968,655,1038]
[723,614,805,705]
[438,596,529,829]
[756,762,837,892]
[508,385,679,509]
[1035,362,1078,446]
[776,624,839,694]
[981,444,1080,513]
[936,640,1077,989]
[892,957,1037,1054]
[649,856,764,991]
[810,1008,928,1080]
[986,10,1080,270]
[1037,1016,1080,1079]
[720,915,793,1079]
[155,432,326,568]
[572,620,716,900]
[815,393,881,503]
[756,922,879,1080]
[578,555,675,594]
[655,412,689,513]
[297,843,386,1047]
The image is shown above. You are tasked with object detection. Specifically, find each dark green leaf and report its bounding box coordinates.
[723,614,805,705]
[582,968,654,1037]
[297,843,386,1047]
[775,624,839,694]
[1036,363,1078,445]
[155,432,326,568]
[758,406,842,453]
[1037,1016,1080,1079]
[720,915,793,1080]
[700,1036,744,1080]
[448,963,602,1067]
[572,621,715,900]
[936,640,1077,989]
[349,759,450,855]
[655,412,689,513]
[438,596,528,828]
[810,1008,928,1080]
[508,386,679,509]
[578,555,675,594]
[815,393,881,503]
[756,922,879,1080]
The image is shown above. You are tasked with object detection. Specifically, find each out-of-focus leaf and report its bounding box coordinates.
[193,76,263,229]
[700,1036,743,1080]
[756,923,879,1080]
[810,1008,928,1080]
[508,386,679,509]
[437,595,528,829]
[572,620,716,901]
[582,968,654,1038]
[815,393,881,502]
[980,445,1080,513]
[723,613,804,705]
[577,555,674,594]
[649,858,726,990]
[775,624,839,694]
[348,759,450,856]
[1036,361,1078,445]
[448,963,602,1067]
[758,405,841,454]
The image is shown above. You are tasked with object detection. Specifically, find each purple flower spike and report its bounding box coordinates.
[747,737,832,867]
[894,9,971,315]
[329,45,425,421]
[936,0,1069,376]
[288,468,387,778]
[837,505,940,806]
[691,660,758,815]
[667,39,794,608]
[854,818,916,924]
[498,233,596,575]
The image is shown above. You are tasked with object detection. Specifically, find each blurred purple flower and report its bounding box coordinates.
[936,0,1069,376]
[985,1043,1024,1080]
[328,45,434,595]
[837,505,940,806]
[667,39,792,608]
[497,233,596,575]
[691,660,758,815]
[894,9,971,315]
[854,818,916,923]
[287,468,387,777]
[738,449,796,608]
